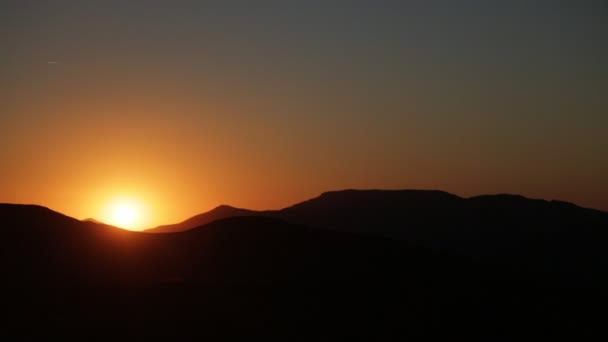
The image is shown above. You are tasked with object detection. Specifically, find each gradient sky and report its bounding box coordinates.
[1,1,607,229]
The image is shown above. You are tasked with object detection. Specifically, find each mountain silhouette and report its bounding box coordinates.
[143,190,608,286]
[146,190,608,247]
[1,191,607,339]
[144,189,464,234]
[140,190,608,291]
[147,205,260,233]
[82,217,107,225]
[276,189,464,240]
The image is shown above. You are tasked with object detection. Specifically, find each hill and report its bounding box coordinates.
[147,205,260,233]
[144,190,608,284]
[147,191,608,249]
[82,217,108,225]
[1,196,607,339]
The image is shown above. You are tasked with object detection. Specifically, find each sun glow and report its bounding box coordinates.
[102,197,147,230]
[113,204,138,227]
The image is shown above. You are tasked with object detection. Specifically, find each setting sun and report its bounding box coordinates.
[112,204,138,228]
[101,197,148,230]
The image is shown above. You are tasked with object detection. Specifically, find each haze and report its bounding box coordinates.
[1,1,606,229]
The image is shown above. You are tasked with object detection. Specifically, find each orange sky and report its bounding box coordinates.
[1,2,607,230]
[1,83,606,229]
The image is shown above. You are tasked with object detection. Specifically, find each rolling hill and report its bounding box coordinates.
[1,191,607,339]
[144,190,608,286]
[147,205,261,233]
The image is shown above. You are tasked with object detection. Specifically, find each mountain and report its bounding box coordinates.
[276,189,464,241]
[145,191,608,255]
[146,205,261,233]
[142,190,608,289]
[82,217,107,225]
[0,203,144,285]
[277,190,608,245]
[2,201,608,339]
[147,190,608,245]
[143,189,464,233]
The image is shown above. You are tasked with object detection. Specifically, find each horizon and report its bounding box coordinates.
[3,187,606,231]
[2,1,606,229]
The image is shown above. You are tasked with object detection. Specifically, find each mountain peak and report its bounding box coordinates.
[212,204,240,211]
[0,203,53,212]
[298,189,463,207]
[318,189,461,199]
[0,203,96,231]
[83,218,106,225]
[0,203,72,220]
[145,204,259,233]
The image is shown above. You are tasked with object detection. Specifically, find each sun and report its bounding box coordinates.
[102,197,147,230]
[112,204,138,228]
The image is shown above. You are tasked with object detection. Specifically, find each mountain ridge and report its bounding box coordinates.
[146,204,262,233]
[144,189,607,234]
[1,192,607,339]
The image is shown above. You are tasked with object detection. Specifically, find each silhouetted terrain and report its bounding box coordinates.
[147,205,260,233]
[82,217,107,225]
[1,191,608,340]
[147,190,608,287]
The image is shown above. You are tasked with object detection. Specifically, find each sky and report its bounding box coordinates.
[1,1,607,229]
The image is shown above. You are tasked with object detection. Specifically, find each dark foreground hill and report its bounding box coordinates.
[146,190,608,287]
[1,200,607,340]
[147,205,260,233]
[147,191,608,255]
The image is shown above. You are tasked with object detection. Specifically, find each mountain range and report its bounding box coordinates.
[147,190,608,285]
[1,189,607,340]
